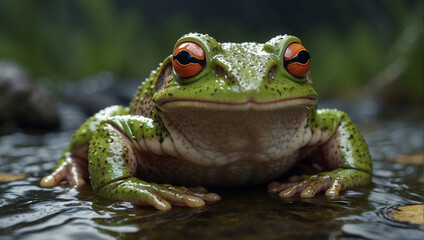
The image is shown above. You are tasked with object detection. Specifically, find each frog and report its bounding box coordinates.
[40,33,372,210]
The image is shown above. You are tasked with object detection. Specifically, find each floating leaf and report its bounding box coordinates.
[389,205,424,225]
[0,173,28,182]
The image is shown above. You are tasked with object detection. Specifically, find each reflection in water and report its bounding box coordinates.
[0,102,423,239]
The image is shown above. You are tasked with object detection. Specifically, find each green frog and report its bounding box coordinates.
[41,33,372,210]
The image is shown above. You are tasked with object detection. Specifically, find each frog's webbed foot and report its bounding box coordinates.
[268,174,342,198]
[40,151,88,187]
[162,185,221,202]
[97,178,221,211]
[267,169,371,198]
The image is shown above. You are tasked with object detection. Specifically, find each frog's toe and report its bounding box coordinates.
[275,175,341,198]
[190,191,221,202]
[40,164,68,187]
[142,182,209,208]
[155,187,206,208]
[41,152,87,187]
[187,187,221,202]
[162,185,221,202]
[140,192,172,211]
[278,181,309,198]
[324,179,343,196]
[299,176,333,197]
[299,177,343,197]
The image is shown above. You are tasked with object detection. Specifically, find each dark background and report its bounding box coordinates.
[0,0,422,103]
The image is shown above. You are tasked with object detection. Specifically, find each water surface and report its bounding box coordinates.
[0,100,423,240]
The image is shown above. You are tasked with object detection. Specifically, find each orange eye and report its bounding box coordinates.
[172,42,206,78]
[283,43,310,78]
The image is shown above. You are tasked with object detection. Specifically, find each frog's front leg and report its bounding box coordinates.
[268,109,372,198]
[90,116,220,210]
[40,105,128,187]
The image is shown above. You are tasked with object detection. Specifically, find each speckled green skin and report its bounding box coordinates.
[41,33,372,210]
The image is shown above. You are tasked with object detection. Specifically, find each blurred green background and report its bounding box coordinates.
[0,0,422,103]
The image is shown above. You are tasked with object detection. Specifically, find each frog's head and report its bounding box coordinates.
[154,33,317,111]
[152,33,318,156]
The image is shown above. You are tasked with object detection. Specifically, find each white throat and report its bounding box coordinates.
[158,106,311,167]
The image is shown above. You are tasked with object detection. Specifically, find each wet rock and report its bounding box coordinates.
[0,60,60,129]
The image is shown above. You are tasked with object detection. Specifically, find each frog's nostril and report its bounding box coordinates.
[267,65,277,80]
[215,65,227,78]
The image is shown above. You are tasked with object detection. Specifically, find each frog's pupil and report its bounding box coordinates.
[173,50,205,66]
[284,50,310,67]
[296,50,310,64]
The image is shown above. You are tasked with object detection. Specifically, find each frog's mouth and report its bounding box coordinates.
[156,96,317,112]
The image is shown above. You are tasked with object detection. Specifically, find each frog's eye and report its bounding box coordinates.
[172,42,206,78]
[283,43,310,78]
